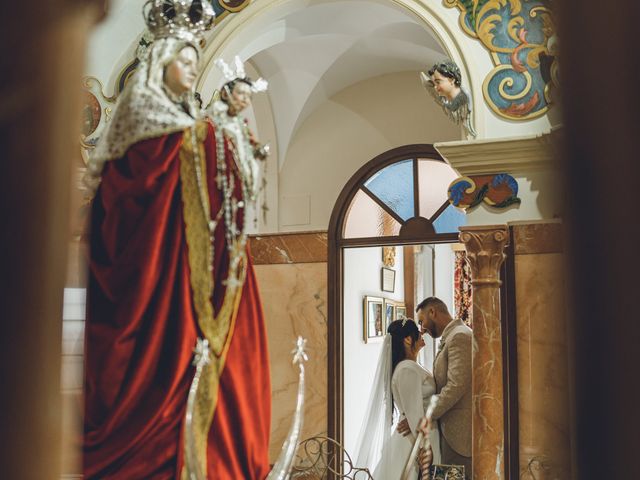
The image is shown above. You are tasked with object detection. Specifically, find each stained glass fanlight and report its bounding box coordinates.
[343,157,465,240]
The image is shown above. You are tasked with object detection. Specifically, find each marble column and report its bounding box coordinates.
[460,225,509,480]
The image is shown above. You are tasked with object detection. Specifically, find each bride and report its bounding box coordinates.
[354,318,441,479]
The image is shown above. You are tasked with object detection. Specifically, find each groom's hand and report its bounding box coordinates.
[396,418,411,437]
[417,416,432,437]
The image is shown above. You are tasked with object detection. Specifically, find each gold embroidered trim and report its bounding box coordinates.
[179,121,248,479]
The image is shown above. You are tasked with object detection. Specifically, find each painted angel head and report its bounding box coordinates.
[420,60,477,137]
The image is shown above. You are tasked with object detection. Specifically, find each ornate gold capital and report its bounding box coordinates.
[459,225,509,287]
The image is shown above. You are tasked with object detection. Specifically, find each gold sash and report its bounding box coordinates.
[179,121,248,479]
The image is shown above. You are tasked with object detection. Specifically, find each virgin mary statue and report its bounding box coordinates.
[82,1,271,478]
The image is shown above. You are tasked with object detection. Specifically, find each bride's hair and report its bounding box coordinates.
[387,319,420,374]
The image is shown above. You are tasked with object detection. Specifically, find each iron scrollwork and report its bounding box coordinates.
[291,436,374,480]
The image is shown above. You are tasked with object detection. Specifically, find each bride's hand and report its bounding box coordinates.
[396,418,411,437]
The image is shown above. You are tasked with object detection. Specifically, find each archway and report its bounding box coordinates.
[327,144,466,465]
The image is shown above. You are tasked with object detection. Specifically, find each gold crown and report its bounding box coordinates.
[143,0,215,43]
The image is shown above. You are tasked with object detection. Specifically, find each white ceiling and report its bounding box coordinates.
[200,0,448,166]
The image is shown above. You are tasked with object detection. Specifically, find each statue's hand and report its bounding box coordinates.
[254,143,270,160]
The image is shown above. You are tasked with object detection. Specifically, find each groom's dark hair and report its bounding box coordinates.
[416,296,449,314]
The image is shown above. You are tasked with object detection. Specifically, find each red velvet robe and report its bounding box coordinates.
[83,121,271,479]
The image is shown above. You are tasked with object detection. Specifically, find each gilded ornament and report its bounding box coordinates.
[382,246,396,267]
[444,0,558,120]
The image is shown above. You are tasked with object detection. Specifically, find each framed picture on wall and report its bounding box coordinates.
[363,296,385,343]
[396,304,407,320]
[384,299,395,328]
[381,267,396,292]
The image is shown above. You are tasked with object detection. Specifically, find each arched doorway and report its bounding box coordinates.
[326,144,467,459]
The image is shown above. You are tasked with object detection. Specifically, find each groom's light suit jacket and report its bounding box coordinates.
[432,319,472,457]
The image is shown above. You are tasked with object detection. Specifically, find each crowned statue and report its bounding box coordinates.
[208,56,270,224]
[82,1,274,478]
[419,60,477,138]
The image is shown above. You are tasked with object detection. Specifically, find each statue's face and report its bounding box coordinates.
[164,46,199,96]
[225,81,253,116]
[431,70,459,101]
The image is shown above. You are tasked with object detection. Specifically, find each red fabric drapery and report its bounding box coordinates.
[83,122,271,479]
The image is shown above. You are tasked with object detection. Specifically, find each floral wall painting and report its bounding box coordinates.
[82,91,102,139]
[448,173,521,210]
[81,77,117,165]
[444,0,558,120]
[363,296,385,343]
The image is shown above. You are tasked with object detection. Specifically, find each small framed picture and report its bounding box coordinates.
[384,299,395,327]
[363,296,385,343]
[381,267,396,292]
[396,304,407,320]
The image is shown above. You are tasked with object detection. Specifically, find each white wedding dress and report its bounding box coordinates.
[373,360,441,480]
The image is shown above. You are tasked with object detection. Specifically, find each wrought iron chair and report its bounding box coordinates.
[290,435,373,480]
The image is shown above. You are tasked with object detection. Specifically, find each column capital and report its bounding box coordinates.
[459,225,509,287]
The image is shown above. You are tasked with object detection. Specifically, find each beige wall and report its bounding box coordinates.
[278,70,461,232]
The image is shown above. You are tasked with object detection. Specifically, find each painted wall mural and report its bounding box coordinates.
[80,77,117,165]
[448,173,521,210]
[444,0,558,120]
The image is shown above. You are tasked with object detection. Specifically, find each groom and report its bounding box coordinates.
[400,297,472,478]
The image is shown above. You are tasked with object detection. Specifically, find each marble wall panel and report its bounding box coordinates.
[254,262,328,462]
[512,222,563,255]
[515,253,572,479]
[250,232,328,265]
